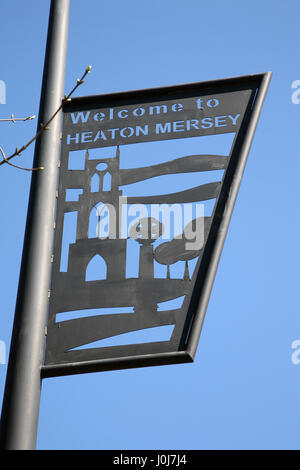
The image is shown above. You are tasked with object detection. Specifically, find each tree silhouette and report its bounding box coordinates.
[154,217,211,280]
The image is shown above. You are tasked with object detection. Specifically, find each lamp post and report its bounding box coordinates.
[0,0,70,449]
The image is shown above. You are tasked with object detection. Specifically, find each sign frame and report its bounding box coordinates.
[42,72,271,378]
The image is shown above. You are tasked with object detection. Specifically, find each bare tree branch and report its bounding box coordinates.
[0,145,41,171]
[0,114,35,123]
[0,65,92,171]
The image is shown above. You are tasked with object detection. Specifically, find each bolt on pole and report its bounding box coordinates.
[0,0,70,450]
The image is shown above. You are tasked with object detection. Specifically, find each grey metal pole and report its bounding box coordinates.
[0,0,70,450]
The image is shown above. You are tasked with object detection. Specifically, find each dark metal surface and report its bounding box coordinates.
[42,72,271,377]
[119,154,228,185]
[0,0,70,449]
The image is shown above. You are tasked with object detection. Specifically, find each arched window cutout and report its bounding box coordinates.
[96,203,110,238]
[103,172,111,191]
[91,173,100,192]
[86,255,107,281]
[89,203,110,239]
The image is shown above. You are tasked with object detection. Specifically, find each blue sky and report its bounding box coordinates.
[1,0,300,450]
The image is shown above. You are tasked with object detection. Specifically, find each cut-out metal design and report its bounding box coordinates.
[42,73,271,377]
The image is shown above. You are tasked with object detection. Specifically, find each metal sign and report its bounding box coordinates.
[42,73,271,377]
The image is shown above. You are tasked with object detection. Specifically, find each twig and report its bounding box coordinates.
[0,114,35,123]
[0,145,42,171]
[0,65,92,170]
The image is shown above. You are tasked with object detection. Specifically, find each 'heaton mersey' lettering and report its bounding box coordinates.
[67,114,240,145]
